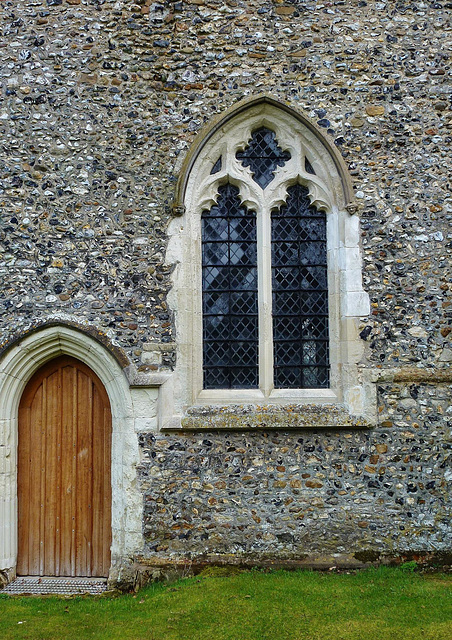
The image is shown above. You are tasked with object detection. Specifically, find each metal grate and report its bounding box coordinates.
[2,577,108,596]
[236,127,291,189]
[271,183,329,388]
[202,183,258,389]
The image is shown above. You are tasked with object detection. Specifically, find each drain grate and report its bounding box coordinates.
[2,577,108,596]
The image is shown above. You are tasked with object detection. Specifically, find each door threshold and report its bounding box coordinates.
[2,576,108,596]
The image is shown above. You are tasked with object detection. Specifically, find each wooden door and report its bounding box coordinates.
[17,356,112,577]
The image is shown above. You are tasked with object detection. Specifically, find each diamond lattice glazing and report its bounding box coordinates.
[271,184,329,388]
[202,183,258,388]
[236,127,291,189]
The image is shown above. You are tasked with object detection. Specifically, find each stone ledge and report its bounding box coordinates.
[164,403,372,431]
[376,367,452,384]
[133,550,452,571]
[127,550,452,589]
[126,366,173,388]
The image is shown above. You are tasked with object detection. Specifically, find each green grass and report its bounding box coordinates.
[0,568,451,640]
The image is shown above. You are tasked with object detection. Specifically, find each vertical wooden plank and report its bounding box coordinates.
[58,365,69,576]
[86,379,94,576]
[29,386,43,575]
[91,387,103,576]
[60,364,72,576]
[88,378,112,577]
[55,366,62,576]
[103,405,112,576]
[39,377,47,576]
[71,364,77,576]
[75,369,83,576]
[75,370,91,576]
[44,370,60,575]
[17,405,31,575]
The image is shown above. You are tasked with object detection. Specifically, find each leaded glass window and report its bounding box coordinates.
[236,127,291,189]
[202,127,329,391]
[202,183,258,389]
[272,184,329,388]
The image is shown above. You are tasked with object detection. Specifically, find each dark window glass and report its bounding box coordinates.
[271,184,329,388]
[210,156,222,175]
[202,183,258,389]
[236,127,291,189]
[305,157,316,175]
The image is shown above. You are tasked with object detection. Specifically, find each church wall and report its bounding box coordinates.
[136,381,451,572]
[0,0,451,582]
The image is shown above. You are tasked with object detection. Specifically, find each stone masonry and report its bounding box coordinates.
[0,0,451,582]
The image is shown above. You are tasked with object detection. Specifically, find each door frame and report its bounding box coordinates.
[0,326,142,585]
[18,354,113,577]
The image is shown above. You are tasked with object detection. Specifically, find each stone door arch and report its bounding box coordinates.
[0,325,142,585]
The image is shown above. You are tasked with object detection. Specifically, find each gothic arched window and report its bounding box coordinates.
[168,98,370,418]
[201,129,329,391]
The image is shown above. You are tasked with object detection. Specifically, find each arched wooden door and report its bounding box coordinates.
[17,356,112,577]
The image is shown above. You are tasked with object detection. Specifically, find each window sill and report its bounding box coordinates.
[195,388,338,405]
[163,402,372,431]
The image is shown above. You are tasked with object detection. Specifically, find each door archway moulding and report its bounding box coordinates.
[0,325,142,585]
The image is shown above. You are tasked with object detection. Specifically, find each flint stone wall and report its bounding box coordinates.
[0,0,451,572]
[137,382,451,566]
[1,0,450,369]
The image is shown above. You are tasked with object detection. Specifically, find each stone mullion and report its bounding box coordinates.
[258,202,274,397]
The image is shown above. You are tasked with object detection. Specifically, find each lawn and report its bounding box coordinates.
[0,567,451,640]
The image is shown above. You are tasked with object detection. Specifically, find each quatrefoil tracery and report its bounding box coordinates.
[236,127,291,189]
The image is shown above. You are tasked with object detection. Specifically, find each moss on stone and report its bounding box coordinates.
[198,566,243,577]
[177,403,371,431]
[354,550,381,563]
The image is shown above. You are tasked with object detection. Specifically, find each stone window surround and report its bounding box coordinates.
[167,95,373,426]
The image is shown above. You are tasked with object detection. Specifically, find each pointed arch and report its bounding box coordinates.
[0,325,141,583]
[172,94,356,214]
[167,95,371,418]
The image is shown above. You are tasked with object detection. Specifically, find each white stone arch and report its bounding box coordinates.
[167,95,372,422]
[0,325,142,584]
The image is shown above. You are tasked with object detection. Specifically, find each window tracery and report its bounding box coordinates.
[235,127,291,189]
[202,127,329,391]
[167,97,371,420]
